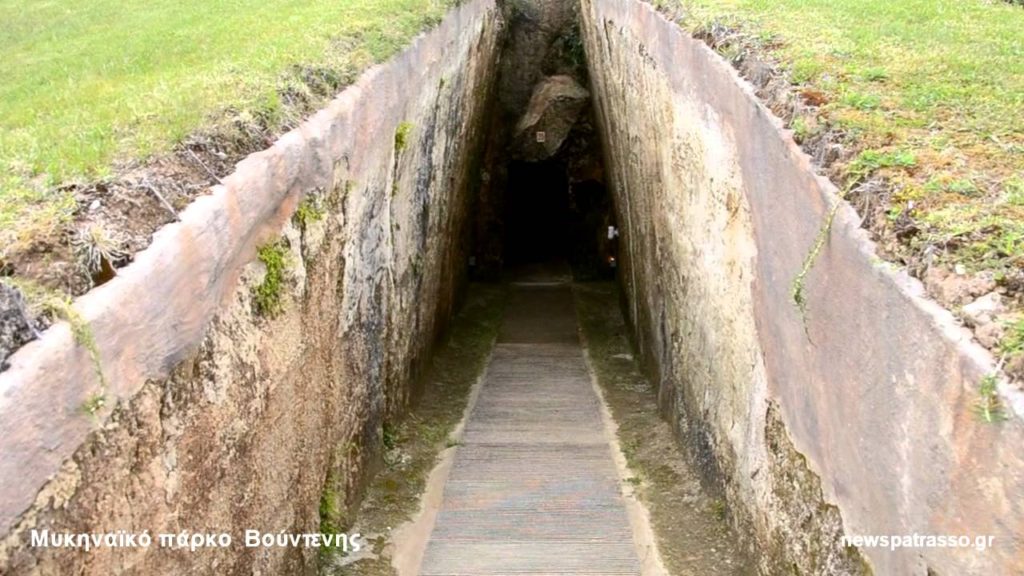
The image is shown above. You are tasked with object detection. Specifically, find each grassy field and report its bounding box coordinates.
[661,0,1024,277]
[0,0,455,248]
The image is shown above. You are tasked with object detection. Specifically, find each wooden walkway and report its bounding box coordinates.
[420,283,641,575]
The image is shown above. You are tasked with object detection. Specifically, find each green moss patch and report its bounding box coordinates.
[252,240,290,318]
[295,194,327,228]
[394,122,414,153]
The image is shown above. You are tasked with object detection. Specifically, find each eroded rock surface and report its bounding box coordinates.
[514,75,590,161]
[580,0,1023,574]
[0,285,37,370]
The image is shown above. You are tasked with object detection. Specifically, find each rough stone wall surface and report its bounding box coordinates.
[513,75,590,161]
[496,0,580,116]
[580,0,1024,574]
[0,1,502,573]
[472,0,581,277]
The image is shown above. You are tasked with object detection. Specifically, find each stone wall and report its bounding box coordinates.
[0,1,503,573]
[580,0,1024,574]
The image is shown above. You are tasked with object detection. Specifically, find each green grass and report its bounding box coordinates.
[975,373,1009,423]
[0,0,457,247]
[661,0,1024,276]
[1000,318,1024,357]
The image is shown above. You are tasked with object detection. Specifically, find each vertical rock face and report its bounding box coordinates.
[581,3,808,571]
[0,2,504,574]
[495,0,581,115]
[580,0,1023,575]
[0,285,38,370]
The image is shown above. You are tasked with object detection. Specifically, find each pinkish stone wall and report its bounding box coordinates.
[581,0,1024,573]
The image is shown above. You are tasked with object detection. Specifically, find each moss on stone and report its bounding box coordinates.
[394,121,414,153]
[318,468,350,563]
[294,195,326,228]
[252,240,290,318]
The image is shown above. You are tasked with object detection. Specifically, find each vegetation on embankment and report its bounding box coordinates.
[320,284,506,575]
[650,0,1024,380]
[574,282,753,576]
[0,0,460,292]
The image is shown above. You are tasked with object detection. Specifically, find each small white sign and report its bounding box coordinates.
[536,131,546,143]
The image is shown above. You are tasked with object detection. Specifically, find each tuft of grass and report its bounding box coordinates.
[294,194,326,228]
[790,58,823,84]
[841,92,881,111]
[861,67,889,82]
[71,224,127,276]
[394,121,414,153]
[252,240,290,318]
[848,149,917,180]
[1004,176,1024,207]
[790,116,816,143]
[975,373,1008,424]
[999,318,1024,357]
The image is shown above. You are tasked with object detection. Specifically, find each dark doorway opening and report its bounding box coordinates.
[504,160,572,266]
[500,157,616,280]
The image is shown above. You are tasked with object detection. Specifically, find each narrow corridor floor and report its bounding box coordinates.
[419,283,643,575]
